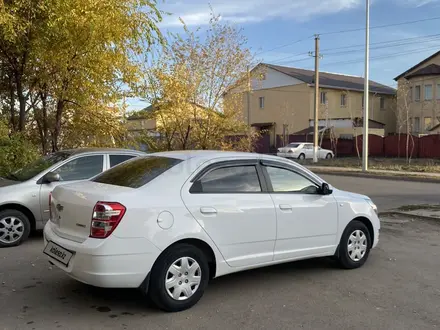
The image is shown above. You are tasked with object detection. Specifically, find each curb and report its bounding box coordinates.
[308,169,440,184]
[379,211,440,222]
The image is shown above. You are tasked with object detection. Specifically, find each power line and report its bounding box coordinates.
[320,33,440,52]
[319,16,440,36]
[318,45,440,67]
[270,33,440,65]
[254,35,314,56]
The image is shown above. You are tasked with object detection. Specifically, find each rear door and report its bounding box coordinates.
[181,159,277,268]
[39,154,105,223]
[261,160,338,261]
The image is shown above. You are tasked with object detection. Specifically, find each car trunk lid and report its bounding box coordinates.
[50,181,133,242]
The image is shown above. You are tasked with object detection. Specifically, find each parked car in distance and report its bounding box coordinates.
[0,148,146,247]
[43,150,380,312]
[277,142,334,160]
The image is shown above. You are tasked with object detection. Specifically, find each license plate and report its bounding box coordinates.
[43,241,74,266]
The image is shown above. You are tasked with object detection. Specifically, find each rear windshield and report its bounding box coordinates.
[92,156,182,188]
[287,143,300,148]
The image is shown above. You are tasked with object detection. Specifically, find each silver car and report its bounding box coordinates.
[0,148,145,247]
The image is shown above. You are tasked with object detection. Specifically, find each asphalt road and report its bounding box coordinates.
[320,174,440,211]
[1,215,440,330]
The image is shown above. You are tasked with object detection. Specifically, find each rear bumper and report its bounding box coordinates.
[43,222,161,288]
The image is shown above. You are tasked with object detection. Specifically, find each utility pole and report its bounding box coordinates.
[362,0,370,171]
[309,35,322,163]
[247,65,251,126]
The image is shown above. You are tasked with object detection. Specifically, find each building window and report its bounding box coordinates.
[259,96,265,109]
[414,117,420,132]
[320,92,327,105]
[340,93,347,107]
[415,85,421,101]
[362,95,364,109]
[380,96,385,110]
[409,86,413,102]
[425,84,433,100]
[424,117,432,131]
[437,84,440,100]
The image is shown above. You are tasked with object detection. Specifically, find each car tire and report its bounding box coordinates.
[336,220,371,269]
[147,243,210,312]
[298,153,305,160]
[326,153,333,159]
[0,209,31,248]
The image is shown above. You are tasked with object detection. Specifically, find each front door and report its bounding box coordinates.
[181,161,277,268]
[261,162,338,261]
[39,155,105,223]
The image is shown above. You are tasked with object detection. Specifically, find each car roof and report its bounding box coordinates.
[150,150,294,163]
[61,148,146,156]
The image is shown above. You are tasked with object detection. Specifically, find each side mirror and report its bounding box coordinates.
[43,172,60,183]
[320,182,332,195]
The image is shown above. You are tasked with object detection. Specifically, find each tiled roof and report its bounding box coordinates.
[263,63,396,95]
[405,64,440,79]
[394,50,440,81]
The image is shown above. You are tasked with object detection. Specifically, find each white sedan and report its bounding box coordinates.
[277,142,334,160]
[43,151,379,312]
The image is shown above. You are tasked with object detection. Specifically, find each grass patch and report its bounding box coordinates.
[298,157,440,173]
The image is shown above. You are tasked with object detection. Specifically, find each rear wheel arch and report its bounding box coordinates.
[0,203,36,231]
[164,238,217,279]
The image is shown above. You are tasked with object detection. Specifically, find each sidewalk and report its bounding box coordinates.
[306,165,440,183]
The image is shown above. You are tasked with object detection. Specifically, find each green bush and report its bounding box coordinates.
[0,125,39,177]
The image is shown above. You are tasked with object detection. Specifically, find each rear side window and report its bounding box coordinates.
[192,165,261,193]
[109,154,136,168]
[92,157,182,188]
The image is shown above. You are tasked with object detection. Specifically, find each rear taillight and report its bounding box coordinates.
[90,202,126,239]
[49,192,53,221]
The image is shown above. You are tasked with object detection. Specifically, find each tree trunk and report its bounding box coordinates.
[52,99,64,152]
[15,73,27,131]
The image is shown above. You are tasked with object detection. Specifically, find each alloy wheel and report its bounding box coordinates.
[0,216,25,244]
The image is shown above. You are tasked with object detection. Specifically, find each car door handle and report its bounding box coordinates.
[200,207,217,215]
[279,204,292,211]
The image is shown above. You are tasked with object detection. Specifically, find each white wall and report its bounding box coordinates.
[252,67,304,90]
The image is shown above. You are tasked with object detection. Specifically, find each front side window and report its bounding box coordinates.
[53,155,104,181]
[7,152,71,182]
[265,166,318,193]
[195,165,261,193]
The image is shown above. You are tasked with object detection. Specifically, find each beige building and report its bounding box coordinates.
[394,50,440,135]
[227,63,396,147]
